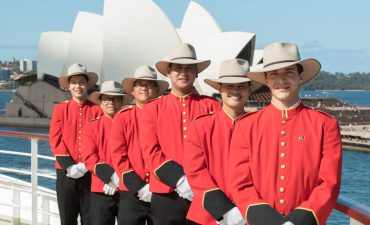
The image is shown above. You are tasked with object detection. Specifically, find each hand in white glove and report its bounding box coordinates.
[282,222,294,225]
[110,172,119,187]
[219,207,245,225]
[175,176,194,201]
[76,163,88,174]
[137,184,152,202]
[103,181,117,195]
[66,164,85,179]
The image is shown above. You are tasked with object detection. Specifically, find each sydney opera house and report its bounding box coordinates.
[4,0,266,121]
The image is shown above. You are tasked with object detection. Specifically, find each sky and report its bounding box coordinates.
[1,0,370,73]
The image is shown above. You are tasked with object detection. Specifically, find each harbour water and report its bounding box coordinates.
[1,91,369,224]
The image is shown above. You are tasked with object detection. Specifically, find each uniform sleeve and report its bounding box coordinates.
[184,122,234,221]
[81,120,114,184]
[287,119,342,225]
[229,121,283,224]
[140,105,184,188]
[49,104,75,169]
[111,113,145,192]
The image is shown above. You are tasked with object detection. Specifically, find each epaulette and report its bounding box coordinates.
[58,100,69,104]
[118,105,134,113]
[239,111,257,120]
[88,116,101,122]
[314,109,336,119]
[194,112,214,120]
[199,95,216,100]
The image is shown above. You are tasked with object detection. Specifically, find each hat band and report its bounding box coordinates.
[264,59,297,68]
[219,75,246,78]
[137,76,154,79]
[171,56,196,60]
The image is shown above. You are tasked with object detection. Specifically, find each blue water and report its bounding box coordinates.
[1,91,369,224]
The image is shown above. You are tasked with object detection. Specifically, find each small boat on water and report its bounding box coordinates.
[0,130,369,225]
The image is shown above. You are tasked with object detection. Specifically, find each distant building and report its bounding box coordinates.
[0,69,11,80]
[19,59,37,72]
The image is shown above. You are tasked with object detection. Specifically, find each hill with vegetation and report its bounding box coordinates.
[302,71,370,90]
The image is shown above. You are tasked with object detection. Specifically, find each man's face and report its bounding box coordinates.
[131,80,159,105]
[68,75,88,100]
[265,65,303,105]
[219,82,250,111]
[167,64,197,92]
[100,95,123,117]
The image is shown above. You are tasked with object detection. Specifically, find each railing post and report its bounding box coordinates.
[12,186,20,225]
[31,138,38,225]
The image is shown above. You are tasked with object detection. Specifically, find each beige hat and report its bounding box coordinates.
[122,65,169,97]
[205,59,261,93]
[247,42,321,84]
[155,43,210,76]
[59,63,98,89]
[90,80,132,105]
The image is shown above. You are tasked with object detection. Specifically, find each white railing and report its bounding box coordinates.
[0,130,59,225]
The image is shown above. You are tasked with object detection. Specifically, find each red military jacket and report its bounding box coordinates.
[184,109,246,225]
[110,106,150,192]
[49,99,101,170]
[81,115,116,193]
[229,102,342,225]
[140,92,221,193]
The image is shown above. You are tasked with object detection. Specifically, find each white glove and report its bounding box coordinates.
[282,222,294,225]
[175,176,194,201]
[219,207,245,225]
[76,163,88,174]
[103,181,117,195]
[110,172,119,187]
[137,184,152,202]
[66,164,85,179]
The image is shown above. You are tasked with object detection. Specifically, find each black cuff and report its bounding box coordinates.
[56,155,75,170]
[247,204,284,225]
[122,170,146,193]
[95,163,115,184]
[286,209,318,225]
[203,189,234,220]
[154,160,184,188]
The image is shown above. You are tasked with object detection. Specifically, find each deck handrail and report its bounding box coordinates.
[1,130,370,224]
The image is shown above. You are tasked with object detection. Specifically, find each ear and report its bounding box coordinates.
[298,72,304,85]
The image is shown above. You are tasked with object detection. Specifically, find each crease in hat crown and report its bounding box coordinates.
[67,63,88,76]
[246,41,321,85]
[134,65,158,79]
[169,43,197,60]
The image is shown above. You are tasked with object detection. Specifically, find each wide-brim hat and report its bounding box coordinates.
[247,42,321,85]
[59,63,98,90]
[90,80,132,105]
[122,65,169,97]
[205,59,261,93]
[155,43,210,76]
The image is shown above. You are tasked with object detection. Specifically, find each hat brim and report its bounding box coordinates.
[204,77,262,93]
[122,77,169,97]
[247,59,321,85]
[155,59,211,76]
[58,72,98,90]
[90,91,132,106]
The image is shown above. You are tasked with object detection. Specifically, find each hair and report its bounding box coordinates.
[68,74,89,83]
[296,64,303,74]
[133,79,158,87]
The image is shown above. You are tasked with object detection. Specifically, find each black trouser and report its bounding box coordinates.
[90,192,119,225]
[118,191,152,225]
[151,192,199,225]
[56,169,91,225]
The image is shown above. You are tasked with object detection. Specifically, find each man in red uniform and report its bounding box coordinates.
[110,65,168,225]
[81,80,131,225]
[140,43,221,225]
[184,58,260,225]
[229,42,342,225]
[49,63,102,225]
